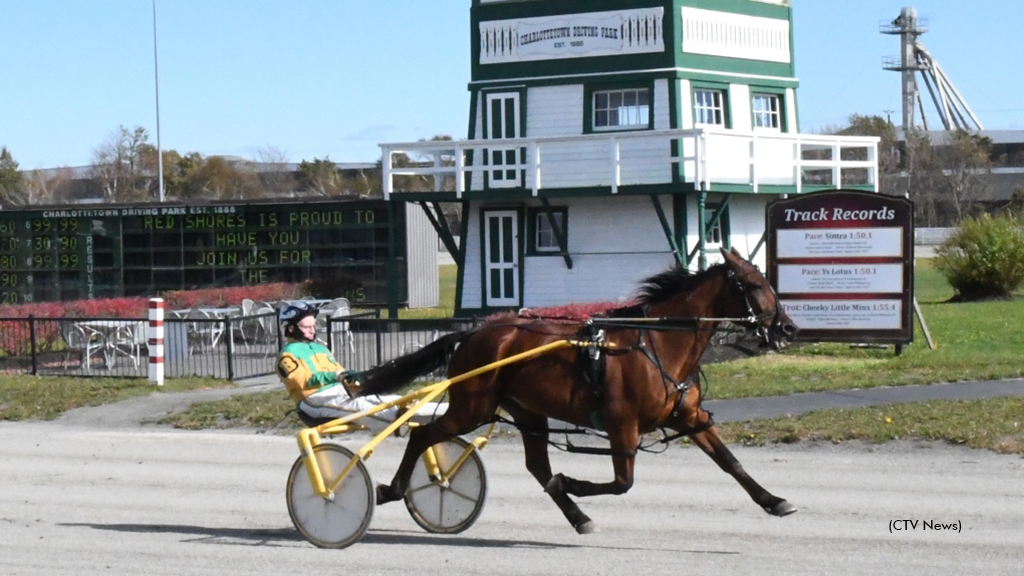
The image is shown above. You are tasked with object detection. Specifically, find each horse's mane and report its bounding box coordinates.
[635,263,728,307]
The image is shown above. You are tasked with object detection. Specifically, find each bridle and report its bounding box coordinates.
[727,266,783,346]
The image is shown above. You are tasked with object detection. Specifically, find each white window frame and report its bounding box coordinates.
[705,216,724,245]
[484,210,520,307]
[534,211,564,253]
[485,92,522,189]
[704,204,728,246]
[593,88,650,131]
[694,89,726,127]
[752,93,781,131]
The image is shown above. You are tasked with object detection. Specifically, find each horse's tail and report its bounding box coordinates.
[353,330,468,397]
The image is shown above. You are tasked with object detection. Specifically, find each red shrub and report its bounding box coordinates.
[0,282,304,355]
[0,302,68,355]
[161,282,302,310]
[66,297,149,319]
[0,301,67,319]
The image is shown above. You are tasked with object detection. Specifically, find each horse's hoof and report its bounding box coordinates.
[575,520,599,535]
[544,474,565,495]
[375,483,398,505]
[766,500,798,517]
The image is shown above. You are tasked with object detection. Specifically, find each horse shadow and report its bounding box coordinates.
[59,522,737,554]
[60,522,576,550]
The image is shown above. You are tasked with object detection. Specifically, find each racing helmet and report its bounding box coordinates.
[280,302,318,341]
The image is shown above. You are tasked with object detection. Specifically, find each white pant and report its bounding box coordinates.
[299,385,447,432]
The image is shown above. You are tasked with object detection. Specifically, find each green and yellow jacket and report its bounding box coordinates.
[276,339,344,404]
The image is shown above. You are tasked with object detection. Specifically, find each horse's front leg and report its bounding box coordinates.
[689,424,797,517]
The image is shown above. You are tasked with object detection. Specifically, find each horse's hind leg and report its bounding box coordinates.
[505,407,596,534]
[375,421,454,505]
[689,425,797,516]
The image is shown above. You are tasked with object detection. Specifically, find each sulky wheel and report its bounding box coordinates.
[286,443,374,548]
[404,436,487,534]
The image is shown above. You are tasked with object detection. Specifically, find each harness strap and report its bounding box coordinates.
[491,413,638,456]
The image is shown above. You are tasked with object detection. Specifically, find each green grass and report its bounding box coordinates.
[159,389,297,430]
[914,257,956,303]
[0,376,230,421]
[717,397,1024,455]
[702,258,1024,399]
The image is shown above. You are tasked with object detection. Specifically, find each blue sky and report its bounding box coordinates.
[4,1,1023,170]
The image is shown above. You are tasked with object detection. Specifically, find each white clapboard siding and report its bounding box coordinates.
[460,212,483,309]
[522,196,677,305]
[405,204,439,308]
[724,195,771,270]
[681,194,771,270]
[520,139,672,189]
[731,84,752,132]
[702,136,754,185]
[522,252,676,307]
[617,138,672,184]
[653,79,670,130]
[460,194,780,309]
[527,85,584,137]
[754,140,799,185]
[562,196,672,252]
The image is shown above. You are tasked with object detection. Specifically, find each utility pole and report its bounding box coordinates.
[882,6,983,132]
[152,0,165,202]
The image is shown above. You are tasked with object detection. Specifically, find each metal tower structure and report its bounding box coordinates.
[881,6,983,132]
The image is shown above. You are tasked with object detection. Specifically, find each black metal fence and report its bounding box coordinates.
[325,315,479,378]
[0,312,478,382]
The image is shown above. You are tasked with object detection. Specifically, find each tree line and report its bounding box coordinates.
[0,126,456,208]
[835,115,1024,227]
[5,118,1019,228]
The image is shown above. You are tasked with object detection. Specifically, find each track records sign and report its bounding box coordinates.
[766,190,914,344]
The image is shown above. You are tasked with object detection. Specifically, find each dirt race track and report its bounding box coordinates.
[1,422,1022,576]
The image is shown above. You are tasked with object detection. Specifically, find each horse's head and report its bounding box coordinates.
[720,247,798,350]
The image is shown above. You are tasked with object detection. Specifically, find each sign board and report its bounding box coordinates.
[766,190,914,344]
[0,199,404,306]
[478,8,665,65]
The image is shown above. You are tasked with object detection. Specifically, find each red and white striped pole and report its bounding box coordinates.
[148,298,165,386]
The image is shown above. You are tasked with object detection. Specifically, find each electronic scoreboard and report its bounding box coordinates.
[0,199,405,305]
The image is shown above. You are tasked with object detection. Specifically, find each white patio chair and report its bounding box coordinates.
[234,299,258,345]
[185,309,223,353]
[315,297,351,340]
[249,303,280,357]
[62,324,105,371]
[108,324,142,369]
[327,305,355,356]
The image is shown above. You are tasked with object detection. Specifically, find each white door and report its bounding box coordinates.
[485,92,521,188]
[484,210,519,307]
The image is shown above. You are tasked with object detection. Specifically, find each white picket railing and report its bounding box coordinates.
[381,128,879,199]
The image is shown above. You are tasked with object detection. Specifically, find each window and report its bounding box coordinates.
[752,93,781,131]
[694,89,726,126]
[704,205,729,246]
[527,207,567,254]
[593,88,650,130]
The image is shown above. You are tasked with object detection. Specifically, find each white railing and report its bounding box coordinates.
[380,129,879,199]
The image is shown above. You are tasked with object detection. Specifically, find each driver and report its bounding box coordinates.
[275,302,446,431]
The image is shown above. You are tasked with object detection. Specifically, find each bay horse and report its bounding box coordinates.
[355,247,799,534]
